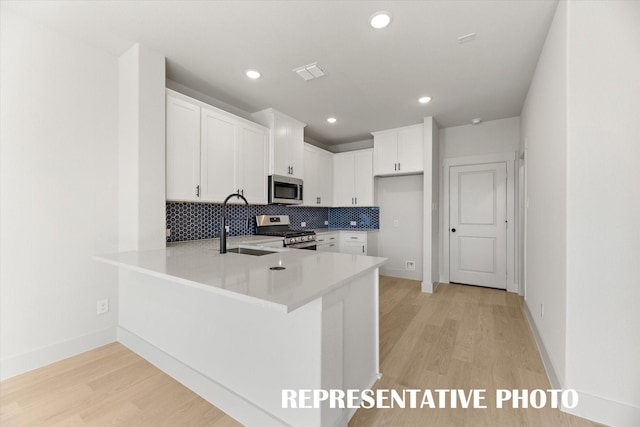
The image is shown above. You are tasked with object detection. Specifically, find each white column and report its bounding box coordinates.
[118,43,166,251]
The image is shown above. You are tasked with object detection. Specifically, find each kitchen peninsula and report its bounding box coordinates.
[96,239,386,427]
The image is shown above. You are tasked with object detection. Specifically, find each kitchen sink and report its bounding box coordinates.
[227,247,276,256]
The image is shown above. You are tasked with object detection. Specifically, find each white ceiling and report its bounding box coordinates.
[4,0,558,145]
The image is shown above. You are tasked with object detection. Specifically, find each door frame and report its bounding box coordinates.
[442,152,517,292]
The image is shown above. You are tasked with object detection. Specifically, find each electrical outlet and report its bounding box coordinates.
[301,222,306,227]
[393,219,399,227]
[350,221,357,226]
[540,303,545,318]
[324,220,329,225]
[166,228,171,237]
[97,298,109,315]
[405,261,416,271]
[225,225,230,233]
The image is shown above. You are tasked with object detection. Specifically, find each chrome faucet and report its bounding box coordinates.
[220,192,249,254]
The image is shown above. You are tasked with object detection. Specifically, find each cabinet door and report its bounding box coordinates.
[303,147,318,205]
[373,132,398,176]
[166,95,201,201]
[316,149,333,206]
[200,108,237,202]
[272,114,291,177]
[288,124,304,179]
[354,150,374,206]
[333,153,355,207]
[238,125,268,204]
[341,241,366,255]
[397,125,423,174]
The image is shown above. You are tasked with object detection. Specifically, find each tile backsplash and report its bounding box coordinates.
[329,207,380,229]
[166,203,379,242]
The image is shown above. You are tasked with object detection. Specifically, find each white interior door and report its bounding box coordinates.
[450,162,507,289]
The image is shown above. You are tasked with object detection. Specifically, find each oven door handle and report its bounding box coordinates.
[287,240,317,249]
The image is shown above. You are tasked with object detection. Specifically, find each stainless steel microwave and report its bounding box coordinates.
[268,175,303,204]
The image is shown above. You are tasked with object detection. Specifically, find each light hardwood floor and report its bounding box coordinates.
[0,276,602,426]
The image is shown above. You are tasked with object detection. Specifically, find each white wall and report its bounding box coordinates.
[522,1,640,425]
[564,1,640,425]
[430,120,440,286]
[422,117,436,292]
[0,10,119,379]
[376,176,423,280]
[520,0,568,390]
[439,117,520,159]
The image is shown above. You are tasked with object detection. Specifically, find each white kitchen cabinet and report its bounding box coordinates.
[252,108,306,179]
[166,89,268,204]
[303,143,333,206]
[316,232,339,252]
[166,94,201,201]
[236,123,269,204]
[340,232,368,255]
[200,108,238,202]
[333,149,374,207]
[372,124,423,176]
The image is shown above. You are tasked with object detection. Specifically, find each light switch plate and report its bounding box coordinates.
[350,221,357,226]
[301,222,306,227]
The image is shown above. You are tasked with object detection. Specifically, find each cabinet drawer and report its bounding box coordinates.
[316,233,338,244]
[341,232,367,243]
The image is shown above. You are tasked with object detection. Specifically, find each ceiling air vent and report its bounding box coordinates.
[293,62,326,81]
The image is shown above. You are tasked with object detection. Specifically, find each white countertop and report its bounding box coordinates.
[312,228,379,234]
[96,238,386,313]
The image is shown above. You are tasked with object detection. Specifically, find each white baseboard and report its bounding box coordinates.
[0,327,117,381]
[522,304,640,426]
[117,327,287,427]
[523,302,562,389]
[563,390,640,427]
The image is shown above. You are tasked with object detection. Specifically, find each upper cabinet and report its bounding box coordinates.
[333,149,374,207]
[252,108,306,179]
[166,90,268,204]
[166,95,201,201]
[372,124,423,176]
[303,143,333,206]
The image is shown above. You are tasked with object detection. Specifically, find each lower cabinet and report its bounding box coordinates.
[340,232,368,255]
[316,232,339,252]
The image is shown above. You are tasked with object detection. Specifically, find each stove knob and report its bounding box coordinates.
[302,236,308,242]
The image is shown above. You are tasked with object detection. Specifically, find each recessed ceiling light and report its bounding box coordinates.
[369,11,392,29]
[471,118,482,125]
[418,96,432,104]
[327,117,337,124]
[245,70,261,79]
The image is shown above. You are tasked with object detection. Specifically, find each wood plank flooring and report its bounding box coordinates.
[0,276,602,426]
[0,343,241,426]
[349,277,602,427]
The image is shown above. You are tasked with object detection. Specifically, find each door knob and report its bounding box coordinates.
[451,228,456,232]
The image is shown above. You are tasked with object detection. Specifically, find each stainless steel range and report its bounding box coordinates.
[255,215,317,250]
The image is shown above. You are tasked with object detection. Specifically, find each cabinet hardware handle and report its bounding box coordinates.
[355,197,358,204]
[196,185,200,197]
[319,197,321,204]
[394,163,397,171]
[398,162,400,170]
[350,237,358,239]
[241,189,244,196]
[362,246,365,253]
[330,237,335,240]
[291,166,293,175]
